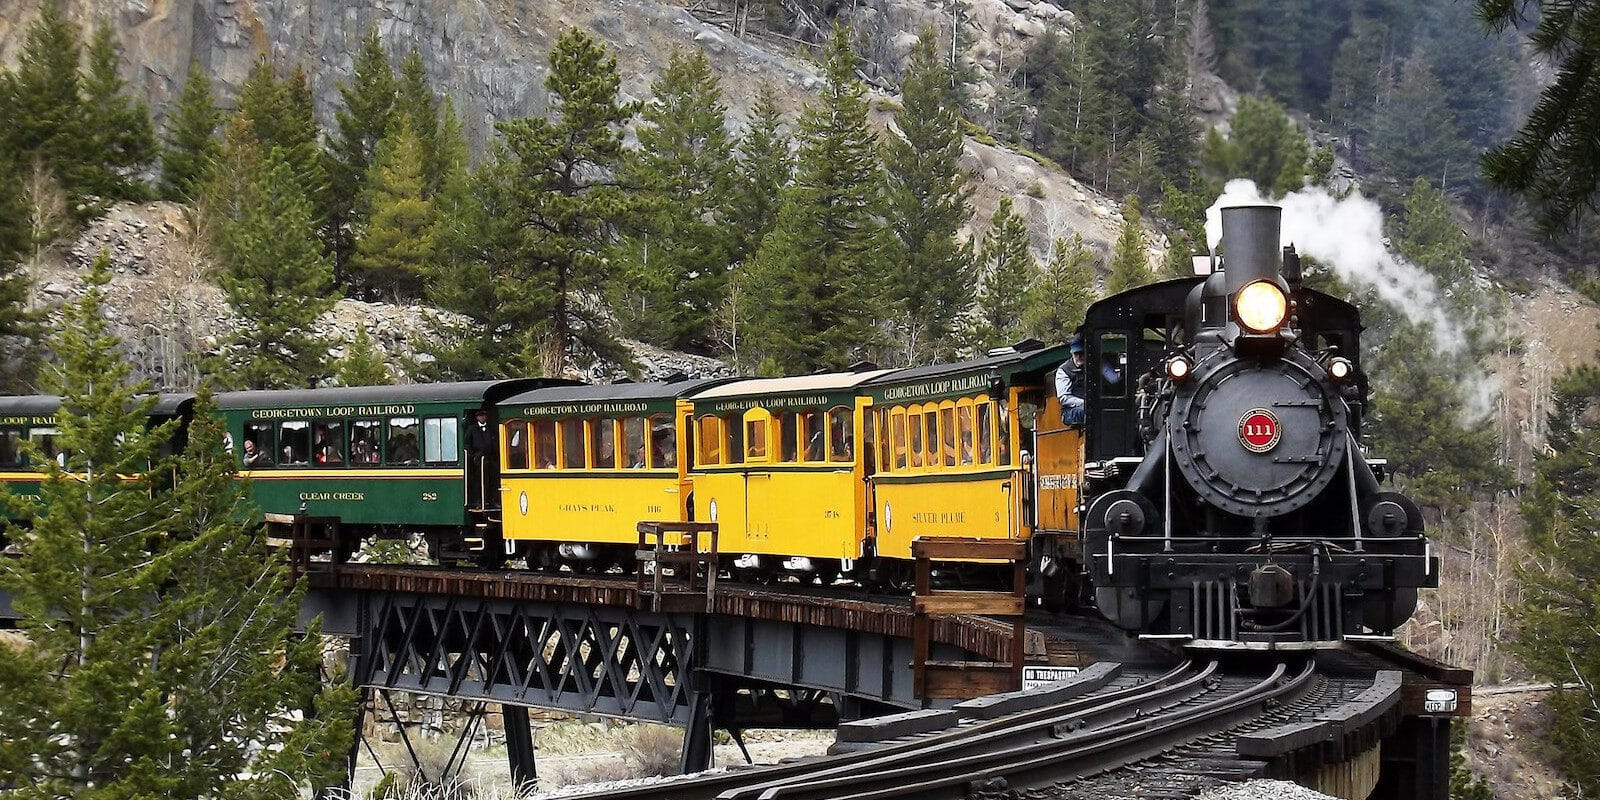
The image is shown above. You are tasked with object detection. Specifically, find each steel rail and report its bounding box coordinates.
[756,660,1316,800]
[716,661,1223,800]
[557,660,1204,800]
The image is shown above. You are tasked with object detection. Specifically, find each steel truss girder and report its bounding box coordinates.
[353,593,698,724]
[311,588,979,723]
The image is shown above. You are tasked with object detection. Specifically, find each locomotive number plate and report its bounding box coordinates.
[1238,408,1282,453]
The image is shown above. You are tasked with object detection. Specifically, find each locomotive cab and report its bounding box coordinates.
[1079,205,1437,647]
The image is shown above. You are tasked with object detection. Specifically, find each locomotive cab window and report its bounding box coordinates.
[424,417,459,465]
[1097,334,1129,401]
[387,417,420,465]
[0,427,22,467]
[279,421,310,465]
[351,420,380,464]
[504,420,530,471]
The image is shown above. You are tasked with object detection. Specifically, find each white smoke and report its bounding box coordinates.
[1204,179,1465,354]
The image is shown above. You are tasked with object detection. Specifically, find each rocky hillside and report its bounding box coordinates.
[0,0,1156,263]
[33,201,733,387]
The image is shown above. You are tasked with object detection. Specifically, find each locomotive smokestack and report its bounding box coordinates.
[1220,205,1283,296]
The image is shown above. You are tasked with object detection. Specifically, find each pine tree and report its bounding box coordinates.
[235,60,327,221]
[728,84,792,265]
[336,326,392,386]
[0,257,354,795]
[1365,320,1505,513]
[0,152,39,391]
[350,118,435,301]
[482,28,642,376]
[1107,196,1151,292]
[327,31,399,272]
[1511,363,1600,792]
[615,49,736,351]
[426,153,521,379]
[1477,0,1600,229]
[741,25,893,373]
[884,29,976,364]
[1372,55,1475,192]
[1022,234,1098,342]
[1397,178,1472,293]
[208,127,335,389]
[395,48,453,197]
[159,62,224,201]
[79,24,156,206]
[1201,95,1307,196]
[0,2,86,217]
[968,197,1035,350]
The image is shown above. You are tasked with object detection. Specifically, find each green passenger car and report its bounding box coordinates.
[0,393,195,522]
[216,380,561,560]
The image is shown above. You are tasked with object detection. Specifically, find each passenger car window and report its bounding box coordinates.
[0,427,24,468]
[958,404,975,466]
[313,421,345,467]
[591,418,617,469]
[976,403,993,465]
[560,419,585,469]
[829,406,853,463]
[387,418,420,465]
[909,406,923,468]
[722,413,744,465]
[532,419,557,468]
[504,420,530,470]
[892,410,908,471]
[696,415,721,466]
[652,415,677,469]
[424,417,459,464]
[623,417,646,468]
[279,421,310,465]
[350,420,380,464]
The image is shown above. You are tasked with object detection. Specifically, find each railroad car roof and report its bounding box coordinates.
[0,395,61,416]
[863,342,1071,402]
[499,376,735,412]
[688,369,894,402]
[215,379,575,410]
[0,394,194,417]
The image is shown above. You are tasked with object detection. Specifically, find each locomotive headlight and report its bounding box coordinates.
[1165,356,1192,381]
[1328,357,1354,382]
[1235,280,1288,333]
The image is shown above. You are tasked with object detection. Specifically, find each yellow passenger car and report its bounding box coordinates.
[685,369,891,583]
[860,343,1082,603]
[496,377,729,571]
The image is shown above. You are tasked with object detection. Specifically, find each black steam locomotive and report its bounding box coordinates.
[1079,205,1435,647]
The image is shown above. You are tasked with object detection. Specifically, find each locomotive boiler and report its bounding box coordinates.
[1079,205,1436,646]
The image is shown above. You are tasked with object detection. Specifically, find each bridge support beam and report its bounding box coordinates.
[680,687,715,774]
[503,705,537,790]
[1373,716,1450,800]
